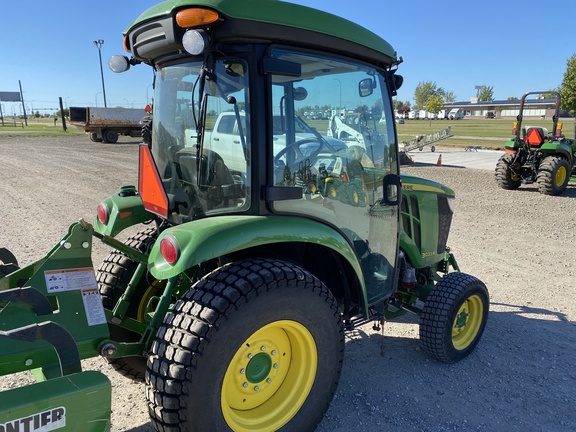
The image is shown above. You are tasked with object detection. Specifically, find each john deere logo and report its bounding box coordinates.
[1,407,66,432]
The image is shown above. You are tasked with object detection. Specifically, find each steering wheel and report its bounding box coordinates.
[274,137,325,167]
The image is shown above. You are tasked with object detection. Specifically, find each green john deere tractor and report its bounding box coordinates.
[495,91,576,195]
[0,1,489,431]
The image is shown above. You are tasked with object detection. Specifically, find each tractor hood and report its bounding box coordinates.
[399,174,455,269]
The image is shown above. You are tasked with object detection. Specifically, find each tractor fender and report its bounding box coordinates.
[93,185,154,237]
[147,215,365,287]
[540,142,573,162]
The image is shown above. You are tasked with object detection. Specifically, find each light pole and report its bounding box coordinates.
[475,85,483,99]
[333,79,342,109]
[146,84,153,105]
[93,39,108,108]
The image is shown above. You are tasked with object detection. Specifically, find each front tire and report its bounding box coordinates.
[97,227,161,381]
[326,182,337,200]
[146,258,344,432]
[495,153,522,190]
[536,155,570,195]
[420,272,489,363]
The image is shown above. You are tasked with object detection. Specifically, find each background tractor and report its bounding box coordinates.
[0,1,488,431]
[495,91,576,195]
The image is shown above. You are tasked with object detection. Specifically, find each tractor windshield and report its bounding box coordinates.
[150,59,250,224]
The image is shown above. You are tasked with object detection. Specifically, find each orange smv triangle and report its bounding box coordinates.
[138,144,169,217]
[526,128,543,146]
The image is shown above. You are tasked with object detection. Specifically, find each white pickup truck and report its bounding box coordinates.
[185,111,249,174]
[185,111,335,175]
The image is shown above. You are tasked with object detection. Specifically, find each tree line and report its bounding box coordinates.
[395,53,576,117]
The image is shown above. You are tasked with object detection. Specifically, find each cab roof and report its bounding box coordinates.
[125,0,398,66]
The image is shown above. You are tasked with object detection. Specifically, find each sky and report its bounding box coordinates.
[1,0,574,115]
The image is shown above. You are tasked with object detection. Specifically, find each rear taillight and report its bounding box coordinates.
[556,122,563,138]
[160,235,180,266]
[97,203,109,224]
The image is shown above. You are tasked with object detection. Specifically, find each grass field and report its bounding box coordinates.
[0,117,83,137]
[395,118,576,149]
[2,116,574,148]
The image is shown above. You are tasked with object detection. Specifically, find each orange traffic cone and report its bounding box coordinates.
[436,154,442,166]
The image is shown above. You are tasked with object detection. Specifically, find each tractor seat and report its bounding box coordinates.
[523,126,548,147]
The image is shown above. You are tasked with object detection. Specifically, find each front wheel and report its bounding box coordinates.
[536,155,570,195]
[146,258,344,432]
[420,272,489,363]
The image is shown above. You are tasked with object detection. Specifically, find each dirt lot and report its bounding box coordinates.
[1,135,575,431]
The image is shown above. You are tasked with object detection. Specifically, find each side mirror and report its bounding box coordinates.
[293,87,308,101]
[358,78,374,97]
[109,55,131,73]
[390,73,403,97]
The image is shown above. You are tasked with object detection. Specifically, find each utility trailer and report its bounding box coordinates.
[69,106,145,143]
[401,126,452,153]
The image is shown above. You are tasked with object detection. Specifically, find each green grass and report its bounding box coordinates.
[396,118,573,149]
[2,116,573,149]
[0,118,83,137]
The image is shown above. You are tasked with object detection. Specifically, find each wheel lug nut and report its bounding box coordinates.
[261,346,266,351]
[247,353,253,359]
[240,368,245,374]
[271,350,277,356]
[254,386,260,391]
[243,382,248,388]
[266,378,272,383]
[273,363,279,369]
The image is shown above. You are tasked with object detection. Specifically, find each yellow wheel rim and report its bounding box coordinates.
[451,295,484,350]
[555,165,567,187]
[352,190,359,204]
[222,320,317,431]
[136,280,164,322]
[511,162,521,181]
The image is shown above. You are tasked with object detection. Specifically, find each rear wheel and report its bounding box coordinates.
[420,272,489,363]
[102,128,119,143]
[495,153,522,190]
[536,155,570,195]
[97,227,161,381]
[146,258,344,432]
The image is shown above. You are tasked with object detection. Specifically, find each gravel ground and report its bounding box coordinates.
[1,135,575,431]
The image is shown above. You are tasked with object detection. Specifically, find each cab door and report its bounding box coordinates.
[267,48,400,306]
